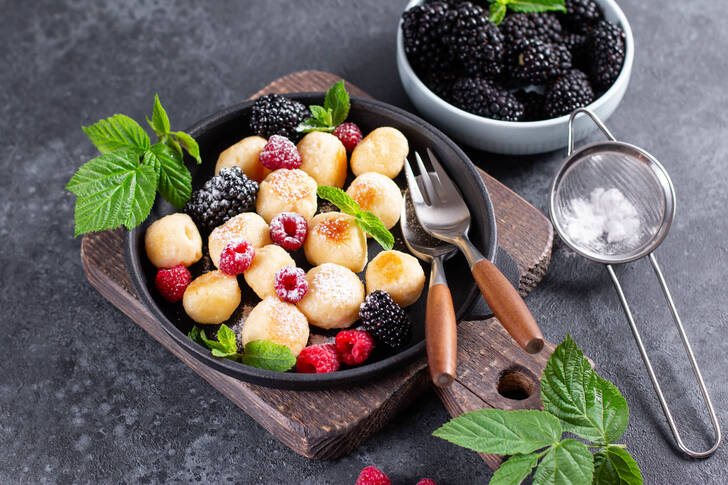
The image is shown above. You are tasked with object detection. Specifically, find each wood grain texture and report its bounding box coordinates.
[80,71,556,464]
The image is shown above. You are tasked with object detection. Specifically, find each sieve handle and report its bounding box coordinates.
[606,256,722,458]
[568,108,617,156]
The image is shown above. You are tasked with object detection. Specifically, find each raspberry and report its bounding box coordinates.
[416,480,437,485]
[258,135,302,170]
[274,266,308,304]
[269,212,308,251]
[355,466,391,485]
[154,265,192,302]
[332,122,363,152]
[334,330,375,366]
[219,239,255,275]
[296,344,340,373]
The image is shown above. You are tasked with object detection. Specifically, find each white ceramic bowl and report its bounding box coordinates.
[396,0,634,154]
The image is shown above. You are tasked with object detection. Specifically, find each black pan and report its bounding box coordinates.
[125,93,498,389]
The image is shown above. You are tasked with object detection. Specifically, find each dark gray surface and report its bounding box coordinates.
[1,0,726,483]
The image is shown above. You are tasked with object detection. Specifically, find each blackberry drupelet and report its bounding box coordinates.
[501,13,563,49]
[421,68,459,101]
[184,167,259,231]
[443,2,505,78]
[249,94,309,142]
[402,1,451,72]
[587,20,626,90]
[450,77,524,121]
[560,0,603,32]
[515,90,546,121]
[509,38,572,84]
[544,69,594,118]
[359,290,412,350]
[561,32,588,67]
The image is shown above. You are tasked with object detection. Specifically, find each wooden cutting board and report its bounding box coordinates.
[80,71,555,469]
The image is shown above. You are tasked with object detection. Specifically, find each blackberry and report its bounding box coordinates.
[515,90,546,121]
[443,2,505,78]
[421,68,459,101]
[561,32,588,67]
[586,20,626,90]
[501,13,562,48]
[359,290,412,350]
[544,69,594,118]
[402,2,451,72]
[249,94,309,142]
[509,38,572,84]
[451,77,524,121]
[560,0,603,32]
[184,167,258,231]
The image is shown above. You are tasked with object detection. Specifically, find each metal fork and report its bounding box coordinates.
[405,148,544,354]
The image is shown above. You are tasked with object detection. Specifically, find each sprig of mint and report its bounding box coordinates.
[296,81,350,133]
[316,186,395,251]
[187,325,296,372]
[486,0,566,25]
[66,94,200,236]
[433,335,643,485]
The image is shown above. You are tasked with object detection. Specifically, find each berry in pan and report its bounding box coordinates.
[184,167,259,232]
[359,290,412,351]
[332,122,363,153]
[218,239,255,276]
[269,212,308,251]
[154,265,192,303]
[335,329,375,366]
[274,266,308,304]
[208,212,271,269]
[258,135,302,171]
[243,244,296,299]
[249,94,309,142]
[296,344,340,374]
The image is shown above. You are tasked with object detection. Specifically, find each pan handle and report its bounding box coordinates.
[606,255,721,458]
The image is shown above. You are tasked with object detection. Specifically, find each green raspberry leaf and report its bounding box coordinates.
[533,439,593,485]
[323,80,350,126]
[489,2,508,24]
[593,446,643,485]
[506,0,566,13]
[356,211,394,251]
[216,324,239,353]
[490,452,540,485]
[541,335,629,444]
[433,409,561,455]
[166,137,184,158]
[69,148,157,236]
[147,93,171,137]
[143,143,192,210]
[296,117,333,133]
[172,131,202,164]
[82,114,151,153]
[241,340,296,372]
[316,185,362,215]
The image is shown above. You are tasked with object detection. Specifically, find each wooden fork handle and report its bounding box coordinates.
[426,283,457,387]
[471,259,544,354]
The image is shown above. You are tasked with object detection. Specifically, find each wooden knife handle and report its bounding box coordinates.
[471,259,544,354]
[426,283,458,387]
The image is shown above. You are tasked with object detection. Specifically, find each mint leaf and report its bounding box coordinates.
[296,117,332,133]
[187,326,206,346]
[70,148,157,236]
[532,439,593,485]
[82,114,150,153]
[593,446,643,485]
[506,0,566,13]
[241,340,296,372]
[541,335,629,444]
[216,324,238,353]
[490,453,540,485]
[143,143,192,210]
[147,93,170,137]
[489,2,508,24]
[317,185,362,214]
[324,80,350,126]
[309,105,333,127]
[198,328,230,353]
[356,211,395,250]
[172,131,202,164]
[433,409,561,455]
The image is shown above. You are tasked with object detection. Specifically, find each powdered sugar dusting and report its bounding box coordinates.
[309,263,361,308]
[268,169,314,202]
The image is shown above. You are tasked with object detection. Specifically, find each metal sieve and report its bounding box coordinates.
[548,108,721,458]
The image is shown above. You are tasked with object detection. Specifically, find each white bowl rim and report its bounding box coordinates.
[397,0,634,127]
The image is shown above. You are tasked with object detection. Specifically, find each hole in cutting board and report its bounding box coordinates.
[496,366,537,400]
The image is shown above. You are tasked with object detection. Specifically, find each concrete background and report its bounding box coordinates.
[1,0,726,483]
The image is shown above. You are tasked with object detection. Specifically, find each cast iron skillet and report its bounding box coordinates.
[125,93,497,389]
